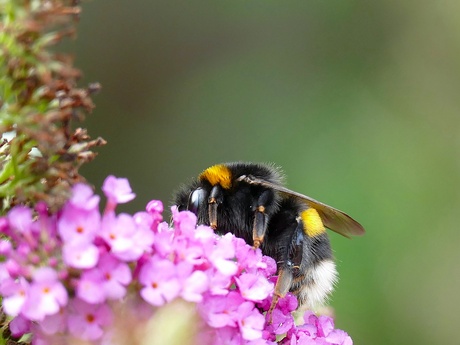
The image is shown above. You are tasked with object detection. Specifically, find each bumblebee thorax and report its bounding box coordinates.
[199,164,233,189]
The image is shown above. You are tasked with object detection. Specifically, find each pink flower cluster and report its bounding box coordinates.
[0,176,353,345]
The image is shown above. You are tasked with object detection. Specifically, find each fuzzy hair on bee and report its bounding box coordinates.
[173,162,365,311]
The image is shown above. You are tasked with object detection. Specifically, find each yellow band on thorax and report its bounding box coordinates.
[199,164,232,189]
[301,208,325,237]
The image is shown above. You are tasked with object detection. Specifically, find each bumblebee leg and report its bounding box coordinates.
[253,206,266,248]
[268,219,304,322]
[268,268,293,322]
[252,189,274,248]
[208,185,222,229]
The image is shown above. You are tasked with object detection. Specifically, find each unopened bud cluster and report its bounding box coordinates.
[0,1,105,213]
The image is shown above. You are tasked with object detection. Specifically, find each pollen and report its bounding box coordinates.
[199,164,232,189]
[301,208,325,237]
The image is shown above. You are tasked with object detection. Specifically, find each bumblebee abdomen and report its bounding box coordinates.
[264,196,336,308]
[301,208,326,237]
[292,259,338,308]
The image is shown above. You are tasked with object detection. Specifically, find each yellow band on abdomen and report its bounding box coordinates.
[301,208,325,237]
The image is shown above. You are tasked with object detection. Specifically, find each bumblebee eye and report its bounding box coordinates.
[188,188,206,215]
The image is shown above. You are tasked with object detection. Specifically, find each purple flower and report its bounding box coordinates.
[67,299,113,341]
[146,199,163,214]
[1,277,29,317]
[277,293,298,313]
[304,312,334,338]
[281,312,353,345]
[139,257,181,306]
[207,233,238,276]
[77,269,106,304]
[326,329,353,345]
[204,269,233,296]
[0,216,8,233]
[0,263,11,288]
[152,225,175,257]
[177,262,208,302]
[7,206,33,234]
[68,183,100,211]
[102,175,136,205]
[58,206,100,246]
[266,308,295,335]
[98,253,132,298]
[63,242,99,269]
[236,301,265,341]
[199,291,244,328]
[212,326,243,345]
[77,253,132,303]
[260,255,278,276]
[173,235,207,266]
[146,200,163,230]
[39,310,67,335]
[4,258,23,279]
[235,272,273,302]
[21,267,68,321]
[101,213,153,261]
[171,208,203,240]
[0,175,355,345]
[9,315,31,338]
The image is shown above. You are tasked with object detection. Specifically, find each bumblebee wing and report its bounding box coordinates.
[242,176,365,238]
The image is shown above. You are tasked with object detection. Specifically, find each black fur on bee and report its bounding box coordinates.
[173,162,364,311]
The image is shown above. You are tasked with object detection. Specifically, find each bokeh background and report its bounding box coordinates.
[70,1,460,344]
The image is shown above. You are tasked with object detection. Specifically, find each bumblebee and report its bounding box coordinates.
[174,162,365,311]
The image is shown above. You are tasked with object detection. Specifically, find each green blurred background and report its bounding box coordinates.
[71,1,460,344]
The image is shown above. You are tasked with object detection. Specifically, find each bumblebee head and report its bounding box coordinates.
[186,187,206,215]
[174,180,214,228]
[175,164,234,228]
